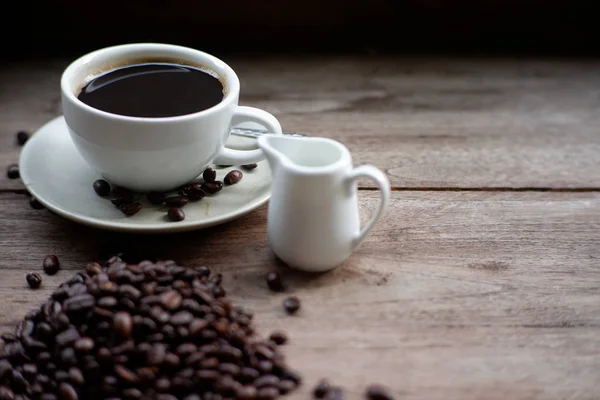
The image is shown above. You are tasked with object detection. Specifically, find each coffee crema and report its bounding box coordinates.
[77,63,224,118]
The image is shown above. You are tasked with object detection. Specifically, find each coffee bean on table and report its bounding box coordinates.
[43,255,60,275]
[111,195,134,206]
[283,296,301,314]
[365,384,394,400]
[16,130,30,146]
[201,181,223,194]
[6,164,19,179]
[0,257,301,398]
[26,272,42,289]
[119,202,143,216]
[203,167,216,182]
[224,170,243,185]
[113,312,133,339]
[165,195,189,207]
[29,197,44,209]
[241,163,258,170]
[147,191,166,205]
[168,207,185,221]
[314,379,331,398]
[266,271,284,292]
[269,330,288,345]
[92,179,111,196]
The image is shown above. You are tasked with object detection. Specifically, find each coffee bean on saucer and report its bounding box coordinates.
[119,202,143,216]
[43,255,60,275]
[266,271,284,292]
[224,170,243,185]
[365,384,394,400]
[283,297,300,314]
[201,181,223,194]
[111,195,135,206]
[168,207,185,221]
[203,168,216,182]
[241,163,258,171]
[165,196,189,207]
[6,164,19,179]
[147,192,166,205]
[269,330,288,345]
[314,379,331,398]
[29,197,44,209]
[184,183,205,201]
[26,272,42,289]
[93,179,111,196]
[16,130,30,146]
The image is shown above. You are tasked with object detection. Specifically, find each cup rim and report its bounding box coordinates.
[61,42,239,122]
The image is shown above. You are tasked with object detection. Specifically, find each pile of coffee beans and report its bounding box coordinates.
[93,166,254,221]
[0,257,301,399]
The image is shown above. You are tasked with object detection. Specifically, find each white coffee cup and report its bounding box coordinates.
[61,43,282,192]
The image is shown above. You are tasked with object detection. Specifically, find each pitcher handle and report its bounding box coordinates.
[214,106,282,165]
[347,165,391,249]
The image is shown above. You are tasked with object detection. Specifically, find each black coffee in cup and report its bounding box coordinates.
[77,63,224,118]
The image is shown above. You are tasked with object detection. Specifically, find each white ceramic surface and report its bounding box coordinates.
[61,43,282,192]
[19,116,272,233]
[259,135,390,272]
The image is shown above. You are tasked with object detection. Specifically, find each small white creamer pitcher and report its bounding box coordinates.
[258,135,390,272]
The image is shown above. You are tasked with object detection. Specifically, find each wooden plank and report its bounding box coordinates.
[2,58,600,190]
[1,191,599,399]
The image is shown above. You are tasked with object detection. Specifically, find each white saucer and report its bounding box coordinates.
[19,116,272,233]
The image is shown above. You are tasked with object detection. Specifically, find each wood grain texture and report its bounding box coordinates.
[1,191,599,399]
[2,58,600,190]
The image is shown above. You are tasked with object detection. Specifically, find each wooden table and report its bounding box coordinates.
[1,57,599,399]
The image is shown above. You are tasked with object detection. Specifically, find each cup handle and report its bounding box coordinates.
[213,106,282,165]
[346,165,391,249]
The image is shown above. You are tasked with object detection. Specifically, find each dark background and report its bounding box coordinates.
[1,0,599,60]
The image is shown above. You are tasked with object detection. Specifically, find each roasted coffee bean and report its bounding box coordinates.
[16,130,29,146]
[58,382,79,400]
[55,328,80,347]
[92,180,111,196]
[185,183,206,201]
[26,272,42,289]
[122,388,143,399]
[68,367,85,386]
[237,385,258,400]
[63,294,95,313]
[224,170,243,185]
[241,163,258,171]
[43,255,60,275]
[168,207,185,222]
[0,387,15,400]
[283,297,301,314]
[325,387,345,400]
[147,191,167,205]
[110,195,134,206]
[6,165,19,179]
[201,181,223,194]
[203,167,216,182]
[365,384,394,400]
[165,196,189,208]
[279,379,296,394]
[265,271,284,292]
[114,365,138,383]
[281,369,302,385]
[254,374,280,388]
[257,387,279,400]
[119,202,143,216]
[29,197,45,209]
[314,379,331,398]
[269,330,287,345]
[160,290,182,310]
[113,312,133,339]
